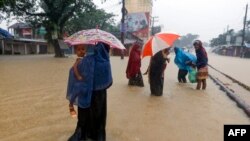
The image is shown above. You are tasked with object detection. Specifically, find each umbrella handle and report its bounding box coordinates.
[96,25,99,32]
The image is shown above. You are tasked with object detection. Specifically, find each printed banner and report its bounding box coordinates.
[125,12,150,38]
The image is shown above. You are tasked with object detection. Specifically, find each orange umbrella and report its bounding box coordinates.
[142,33,180,58]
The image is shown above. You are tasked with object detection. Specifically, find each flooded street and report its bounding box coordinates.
[208,53,250,86]
[0,55,249,141]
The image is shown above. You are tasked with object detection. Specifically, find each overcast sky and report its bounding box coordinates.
[94,0,249,42]
[1,0,249,42]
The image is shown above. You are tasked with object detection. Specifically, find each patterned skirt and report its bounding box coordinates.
[197,66,208,80]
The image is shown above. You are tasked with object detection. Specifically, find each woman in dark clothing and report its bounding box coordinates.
[193,40,208,90]
[68,42,112,141]
[145,49,170,96]
[126,42,144,87]
[89,90,107,141]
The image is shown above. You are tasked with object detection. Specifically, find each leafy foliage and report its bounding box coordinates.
[64,8,117,35]
[210,28,250,47]
[0,0,119,57]
[174,33,199,48]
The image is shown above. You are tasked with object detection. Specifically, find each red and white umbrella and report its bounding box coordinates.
[64,29,125,50]
[142,33,180,58]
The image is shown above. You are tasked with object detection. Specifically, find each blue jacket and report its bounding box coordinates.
[174,47,197,72]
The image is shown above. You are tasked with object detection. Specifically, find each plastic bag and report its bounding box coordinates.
[188,68,197,83]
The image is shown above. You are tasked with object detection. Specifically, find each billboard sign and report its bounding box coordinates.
[125,12,150,38]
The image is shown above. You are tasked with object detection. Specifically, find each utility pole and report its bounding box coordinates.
[151,17,155,36]
[120,0,125,60]
[226,25,230,45]
[241,4,248,57]
[151,16,158,36]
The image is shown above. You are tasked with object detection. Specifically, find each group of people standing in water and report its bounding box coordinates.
[65,39,208,141]
[126,39,208,96]
[126,41,170,96]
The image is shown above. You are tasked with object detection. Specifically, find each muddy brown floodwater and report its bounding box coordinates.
[208,53,250,86]
[0,55,249,141]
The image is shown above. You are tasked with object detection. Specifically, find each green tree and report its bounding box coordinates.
[209,29,245,47]
[64,8,117,35]
[174,33,199,48]
[210,33,227,47]
[0,0,94,57]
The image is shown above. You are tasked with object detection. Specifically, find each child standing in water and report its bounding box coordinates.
[68,45,87,117]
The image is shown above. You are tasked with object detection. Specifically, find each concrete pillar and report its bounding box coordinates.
[36,44,40,54]
[24,43,27,55]
[1,40,4,55]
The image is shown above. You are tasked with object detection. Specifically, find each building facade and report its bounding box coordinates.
[0,22,52,55]
[125,0,153,14]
